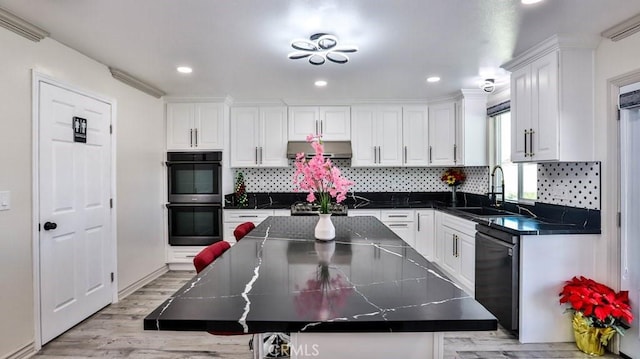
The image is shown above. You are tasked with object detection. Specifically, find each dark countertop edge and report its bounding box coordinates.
[143,318,498,333]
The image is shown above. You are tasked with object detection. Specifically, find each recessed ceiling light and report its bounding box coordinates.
[315,80,328,87]
[521,0,543,4]
[177,66,193,74]
[426,76,440,83]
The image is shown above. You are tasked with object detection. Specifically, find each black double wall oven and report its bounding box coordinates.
[166,151,222,246]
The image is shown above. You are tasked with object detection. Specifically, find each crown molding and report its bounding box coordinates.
[109,67,165,98]
[164,95,233,105]
[502,34,600,71]
[0,6,48,42]
[602,12,640,42]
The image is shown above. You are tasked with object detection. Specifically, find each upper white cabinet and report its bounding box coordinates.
[288,106,351,141]
[456,90,488,166]
[351,105,403,167]
[428,102,457,166]
[166,102,224,150]
[402,106,430,166]
[502,35,598,162]
[230,106,288,168]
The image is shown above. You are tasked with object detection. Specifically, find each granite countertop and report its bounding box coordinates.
[144,216,497,333]
[224,192,601,236]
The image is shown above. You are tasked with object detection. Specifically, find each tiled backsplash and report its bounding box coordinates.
[234,161,489,194]
[537,162,601,210]
[234,161,602,210]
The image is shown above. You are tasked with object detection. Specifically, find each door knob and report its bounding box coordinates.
[43,222,57,231]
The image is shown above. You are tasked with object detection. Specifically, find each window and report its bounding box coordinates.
[494,112,537,202]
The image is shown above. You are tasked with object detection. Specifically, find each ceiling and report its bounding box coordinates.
[2,0,640,102]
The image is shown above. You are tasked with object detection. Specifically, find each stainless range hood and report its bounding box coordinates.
[286,141,352,159]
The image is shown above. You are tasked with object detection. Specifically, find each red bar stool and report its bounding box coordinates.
[233,222,255,241]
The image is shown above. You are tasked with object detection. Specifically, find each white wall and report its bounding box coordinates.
[0,28,165,357]
[594,31,640,286]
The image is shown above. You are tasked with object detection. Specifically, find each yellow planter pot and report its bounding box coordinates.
[572,312,616,356]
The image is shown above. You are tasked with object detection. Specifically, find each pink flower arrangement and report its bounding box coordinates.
[293,134,354,214]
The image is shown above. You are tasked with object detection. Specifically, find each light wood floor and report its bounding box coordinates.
[35,271,621,359]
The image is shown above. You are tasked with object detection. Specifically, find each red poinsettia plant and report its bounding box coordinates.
[441,168,466,186]
[559,276,633,335]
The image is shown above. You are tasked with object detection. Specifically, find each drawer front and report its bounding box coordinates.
[381,210,415,222]
[168,246,204,263]
[348,209,381,219]
[223,209,273,222]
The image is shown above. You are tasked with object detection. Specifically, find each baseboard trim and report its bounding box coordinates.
[620,352,632,359]
[4,341,36,359]
[117,265,168,300]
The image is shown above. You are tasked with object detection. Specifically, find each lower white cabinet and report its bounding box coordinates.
[381,210,415,248]
[415,210,435,261]
[347,209,381,219]
[435,211,476,295]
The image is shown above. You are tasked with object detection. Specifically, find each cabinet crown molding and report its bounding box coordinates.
[501,34,600,71]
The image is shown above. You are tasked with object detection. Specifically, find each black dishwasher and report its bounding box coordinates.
[475,224,519,333]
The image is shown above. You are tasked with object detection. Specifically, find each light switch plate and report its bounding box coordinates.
[0,191,10,211]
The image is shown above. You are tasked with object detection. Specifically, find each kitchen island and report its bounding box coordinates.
[145,216,497,359]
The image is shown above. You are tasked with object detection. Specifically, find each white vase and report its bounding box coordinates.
[314,213,335,241]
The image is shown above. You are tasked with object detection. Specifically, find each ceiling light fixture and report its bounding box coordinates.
[288,33,358,65]
[426,76,441,83]
[314,80,328,87]
[177,66,193,74]
[480,78,496,93]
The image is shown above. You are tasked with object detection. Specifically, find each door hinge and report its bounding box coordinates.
[110,124,113,134]
[110,198,113,208]
[617,110,621,121]
[110,272,114,282]
[38,223,41,232]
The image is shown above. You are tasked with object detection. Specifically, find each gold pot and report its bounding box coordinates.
[572,312,616,356]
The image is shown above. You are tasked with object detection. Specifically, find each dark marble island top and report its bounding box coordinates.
[145,216,497,334]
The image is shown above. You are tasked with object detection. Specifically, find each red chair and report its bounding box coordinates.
[193,240,231,273]
[233,222,255,242]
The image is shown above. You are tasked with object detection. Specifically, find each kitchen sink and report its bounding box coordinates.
[453,206,522,217]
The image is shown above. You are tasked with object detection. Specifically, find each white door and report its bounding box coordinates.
[166,103,194,150]
[403,106,429,166]
[38,81,113,344]
[377,106,403,166]
[230,107,260,167]
[351,107,377,166]
[620,104,640,356]
[288,106,318,140]
[510,66,531,162]
[195,103,224,149]
[530,51,559,161]
[319,106,351,141]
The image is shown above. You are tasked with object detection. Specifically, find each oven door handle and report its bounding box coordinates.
[166,203,222,208]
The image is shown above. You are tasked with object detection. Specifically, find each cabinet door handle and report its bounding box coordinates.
[255,147,258,165]
[320,120,323,135]
[190,129,193,147]
[404,146,407,164]
[259,147,263,164]
[529,129,534,157]
[388,223,408,228]
[387,214,408,218]
[429,146,432,163]
[194,128,198,147]
[417,216,421,231]
[452,235,456,257]
[239,215,259,218]
[315,120,319,135]
[453,144,457,163]
[378,146,381,163]
[524,129,528,157]
[374,146,377,163]
[456,235,459,257]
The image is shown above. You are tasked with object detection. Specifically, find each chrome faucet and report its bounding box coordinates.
[488,165,505,207]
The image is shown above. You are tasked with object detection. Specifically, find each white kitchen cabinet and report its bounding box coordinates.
[288,106,351,141]
[347,209,381,219]
[351,105,403,167]
[503,35,598,162]
[230,106,288,167]
[381,210,415,247]
[428,102,457,166]
[402,106,430,166]
[435,211,476,295]
[166,102,224,150]
[455,90,488,166]
[222,209,287,243]
[414,210,435,261]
